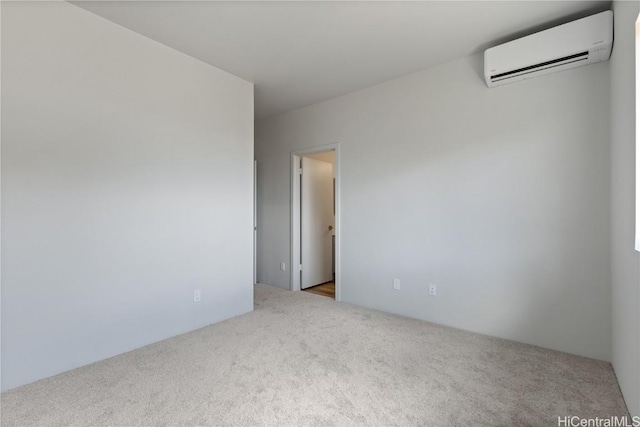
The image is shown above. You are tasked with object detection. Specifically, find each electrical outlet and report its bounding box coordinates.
[280,262,286,271]
[429,284,437,296]
[194,289,201,302]
[393,278,400,290]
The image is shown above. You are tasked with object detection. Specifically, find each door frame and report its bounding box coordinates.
[253,160,257,285]
[291,143,341,301]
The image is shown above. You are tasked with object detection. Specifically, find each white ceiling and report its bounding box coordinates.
[73,1,611,119]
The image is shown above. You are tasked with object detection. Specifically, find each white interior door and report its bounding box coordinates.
[301,157,334,289]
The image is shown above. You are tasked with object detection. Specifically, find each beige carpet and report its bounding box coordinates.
[1,284,629,426]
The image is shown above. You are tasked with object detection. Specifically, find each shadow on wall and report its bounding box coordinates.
[465,54,486,85]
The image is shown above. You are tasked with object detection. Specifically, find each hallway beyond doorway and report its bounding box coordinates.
[302,282,335,299]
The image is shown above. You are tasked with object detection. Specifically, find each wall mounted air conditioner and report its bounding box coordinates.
[484,10,613,88]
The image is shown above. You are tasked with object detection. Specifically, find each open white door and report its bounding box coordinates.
[301,157,333,289]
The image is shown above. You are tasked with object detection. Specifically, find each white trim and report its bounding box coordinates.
[635,13,640,252]
[254,160,258,284]
[290,143,341,301]
[291,154,301,291]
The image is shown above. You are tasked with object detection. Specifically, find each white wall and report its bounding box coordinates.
[256,52,611,361]
[610,0,640,417]
[1,2,254,391]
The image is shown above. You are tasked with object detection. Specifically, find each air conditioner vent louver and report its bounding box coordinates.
[490,51,589,83]
[484,11,612,88]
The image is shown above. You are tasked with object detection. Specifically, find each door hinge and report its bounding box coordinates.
[298,168,303,176]
[298,264,303,271]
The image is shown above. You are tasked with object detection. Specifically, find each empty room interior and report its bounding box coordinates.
[1,1,640,426]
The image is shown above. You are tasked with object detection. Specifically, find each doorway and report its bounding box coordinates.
[291,144,341,301]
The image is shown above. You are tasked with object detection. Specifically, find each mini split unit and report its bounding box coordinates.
[484,10,613,87]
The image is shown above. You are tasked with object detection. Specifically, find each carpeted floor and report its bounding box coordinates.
[1,284,629,426]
